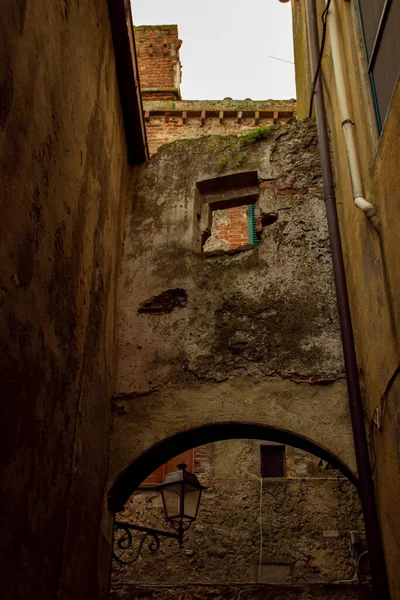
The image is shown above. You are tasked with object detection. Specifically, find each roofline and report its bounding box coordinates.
[107,0,149,164]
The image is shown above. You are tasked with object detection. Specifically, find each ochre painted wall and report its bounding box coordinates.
[0,1,131,598]
[291,1,400,597]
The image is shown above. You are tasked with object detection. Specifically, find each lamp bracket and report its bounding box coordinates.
[112,521,181,564]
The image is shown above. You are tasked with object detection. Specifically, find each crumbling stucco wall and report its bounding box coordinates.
[111,441,368,600]
[111,121,355,491]
[0,2,131,599]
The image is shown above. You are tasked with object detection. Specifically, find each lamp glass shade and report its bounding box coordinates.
[161,483,203,522]
[161,484,181,520]
[159,463,205,525]
[182,484,202,520]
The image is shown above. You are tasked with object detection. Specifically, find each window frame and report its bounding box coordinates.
[260,443,287,478]
[357,0,399,133]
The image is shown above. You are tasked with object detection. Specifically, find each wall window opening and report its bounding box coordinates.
[203,203,260,253]
[195,170,262,253]
[260,443,286,478]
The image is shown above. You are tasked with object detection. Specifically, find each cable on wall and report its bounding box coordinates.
[237,476,263,600]
[308,0,332,118]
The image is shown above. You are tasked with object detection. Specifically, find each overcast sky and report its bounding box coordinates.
[131,0,296,101]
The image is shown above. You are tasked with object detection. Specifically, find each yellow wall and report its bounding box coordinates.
[292,1,400,598]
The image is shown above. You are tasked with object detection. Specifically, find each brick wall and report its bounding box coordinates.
[204,206,250,252]
[143,105,295,157]
[135,25,181,100]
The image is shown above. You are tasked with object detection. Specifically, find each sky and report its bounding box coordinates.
[130,0,296,101]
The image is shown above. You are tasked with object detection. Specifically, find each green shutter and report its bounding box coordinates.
[247,204,260,244]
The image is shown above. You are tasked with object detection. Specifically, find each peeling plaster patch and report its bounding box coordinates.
[138,288,188,314]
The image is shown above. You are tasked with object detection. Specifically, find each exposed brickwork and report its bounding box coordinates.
[135,26,296,155]
[193,445,210,481]
[135,25,181,100]
[221,205,250,249]
[204,206,249,252]
[143,104,295,156]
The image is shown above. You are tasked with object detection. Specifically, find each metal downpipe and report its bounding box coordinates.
[306,1,390,598]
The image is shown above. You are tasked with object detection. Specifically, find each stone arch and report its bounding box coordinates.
[108,421,357,512]
[109,377,355,504]
[108,394,357,512]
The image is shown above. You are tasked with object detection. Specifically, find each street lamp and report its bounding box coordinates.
[159,461,204,546]
[113,462,205,564]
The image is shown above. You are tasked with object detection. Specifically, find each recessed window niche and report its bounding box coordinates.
[194,171,261,253]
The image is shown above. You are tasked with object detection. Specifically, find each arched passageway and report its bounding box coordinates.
[108,421,357,511]
[110,434,368,600]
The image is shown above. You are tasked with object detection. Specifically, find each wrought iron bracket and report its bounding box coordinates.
[112,521,182,564]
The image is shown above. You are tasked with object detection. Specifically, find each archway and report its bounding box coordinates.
[108,421,357,512]
[109,427,370,600]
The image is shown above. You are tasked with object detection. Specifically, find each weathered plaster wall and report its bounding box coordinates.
[111,441,368,599]
[0,1,131,599]
[111,121,355,489]
[292,2,400,597]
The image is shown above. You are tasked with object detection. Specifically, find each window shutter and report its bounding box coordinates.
[247,204,260,244]
[143,449,194,484]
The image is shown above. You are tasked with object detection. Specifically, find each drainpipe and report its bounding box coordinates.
[325,0,379,231]
[306,1,390,598]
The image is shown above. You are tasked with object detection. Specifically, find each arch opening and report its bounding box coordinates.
[108,422,357,512]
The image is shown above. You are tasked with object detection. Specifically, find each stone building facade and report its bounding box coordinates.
[107,26,372,599]
[136,26,296,251]
[109,114,370,596]
[0,3,391,599]
[112,442,368,600]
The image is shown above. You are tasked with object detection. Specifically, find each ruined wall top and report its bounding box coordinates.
[135,25,182,101]
[134,24,296,155]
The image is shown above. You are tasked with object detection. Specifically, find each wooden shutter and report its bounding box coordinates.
[143,465,165,485]
[247,204,260,244]
[165,449,194,474]
[143,449,194,484]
